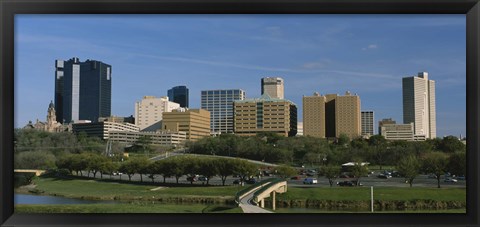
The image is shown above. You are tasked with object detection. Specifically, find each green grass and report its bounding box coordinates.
[279,187,466,202]
[29,177,240,201]
[274,208,467,213]
[15,203,209,213]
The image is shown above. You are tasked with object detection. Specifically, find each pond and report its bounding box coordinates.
[14,194,121,205]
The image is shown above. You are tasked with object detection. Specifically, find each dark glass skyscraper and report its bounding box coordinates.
[167,85,189,108]
[55,57,112,123]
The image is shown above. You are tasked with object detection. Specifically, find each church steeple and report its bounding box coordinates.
[47,101,57,131]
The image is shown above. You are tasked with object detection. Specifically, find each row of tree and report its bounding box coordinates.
[188,133,466,167]
[55,153,265,186]
[318,151,466,188]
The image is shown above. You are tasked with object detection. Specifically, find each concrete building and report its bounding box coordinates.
[297,122,304,136]
[361,111,374,137]
[234,94,297,137]
[98,115,135,124]
[201,89,246,134]
[380,123,415,141]
[135,96,180,131]
[302,91,361,139]
[261,77,284,99]
[302,92,326,138]
[402,72,436,139]
[378,118,396,135]
[162,108,211,141]
[72,121,140,140]
[55,57,112,123]
[109,130,186,146]
[168,85,189,108]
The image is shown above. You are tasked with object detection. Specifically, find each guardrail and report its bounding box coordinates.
[234,178,280,204]
[252,178,285,202]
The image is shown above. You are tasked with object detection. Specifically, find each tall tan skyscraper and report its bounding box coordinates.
[302,92,326,138]
[261,77,284,99]
[303,91,361,139]
[402,72,436,139]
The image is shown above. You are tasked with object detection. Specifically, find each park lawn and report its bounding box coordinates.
[30,177,240,200]
[15,203,209,213]
[279,187,466,202]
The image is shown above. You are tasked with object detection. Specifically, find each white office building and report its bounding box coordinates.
[135,96,180,131]
[402,72,436,139]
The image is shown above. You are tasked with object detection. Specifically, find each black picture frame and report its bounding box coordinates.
[1,0,479,226]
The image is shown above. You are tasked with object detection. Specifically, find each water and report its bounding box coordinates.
[15,194,121,205]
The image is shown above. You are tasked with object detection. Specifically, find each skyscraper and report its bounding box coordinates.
[201,89,246,134]
[261,77,284,99]
[134,96,180,131]
[55,57,111,123]
[168,85,189,108]
[361,111,374,136]
[402,72,436,139]
[303,91,361,139]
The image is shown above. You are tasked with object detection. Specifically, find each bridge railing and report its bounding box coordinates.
[252,178,286,203]
[235,178,280,204]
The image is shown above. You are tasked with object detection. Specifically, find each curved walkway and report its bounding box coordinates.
[239,188,273,213]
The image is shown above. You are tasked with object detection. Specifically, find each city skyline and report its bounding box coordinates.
[15,15,466,137]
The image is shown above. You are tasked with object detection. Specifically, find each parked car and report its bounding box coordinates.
[377,174,391,179]
[290,176,302,180]
[454,175,466,180]
[112,172,123,176]
[339,174,350,178]
[246,178,257,184]
[186,176,197,182]
[233,179,242,185]
[337,181,355,186]
[444,178,458,183]
[303,178,318,184]
[198,176,208,182]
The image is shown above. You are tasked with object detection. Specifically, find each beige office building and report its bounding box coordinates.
[261,77,284,99]
[162,108,211,141]
[402,72,436,139]
[135,96,180,131]
[380,123,415,141]
[234,94,297,137]
[303,91,361,139]
[302,92,326,138]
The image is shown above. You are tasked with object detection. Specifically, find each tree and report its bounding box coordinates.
[99,161,118,179]
[197,158,218,185]
[71,154,88,176]
[320,165,341,187]
[134,135,153,155]
[232,159,258,182]
[118,158,148,181]
[422,152,449,188]
[336,133,350,146]
[439,136,465,153]
[183,157,200,184]
[215,159,235,186]
[396,155,421,187]
[350,162,369,186]
[447,151,466,177]
[274,165,297,179]
[85,153,108,178]
[169,158,185,184]
[14,151,56,170]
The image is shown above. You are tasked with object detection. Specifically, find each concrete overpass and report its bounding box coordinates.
[253,180,287,211]
[14,169,46,176]
[236,178,287,212]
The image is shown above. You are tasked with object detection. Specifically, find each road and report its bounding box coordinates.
[149,151,279,167]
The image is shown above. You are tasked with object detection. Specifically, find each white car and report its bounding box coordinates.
[303,178,318,184]
[444,178,458,183]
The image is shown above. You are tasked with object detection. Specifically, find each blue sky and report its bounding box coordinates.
[15,15,466,137]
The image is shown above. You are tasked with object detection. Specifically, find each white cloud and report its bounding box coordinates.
[362,44,378,51]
